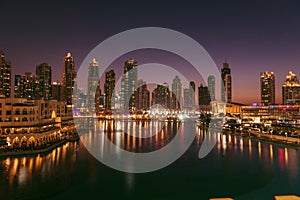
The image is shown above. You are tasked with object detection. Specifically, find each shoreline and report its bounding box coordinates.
[0,136,80,158]
[227,131,300,149]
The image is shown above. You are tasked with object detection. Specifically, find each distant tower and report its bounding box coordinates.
[135,79,150,111]
[120,59,138,112]
[36,63,52,100]
[207,75,215,101]
[198,84,211,105]
[104,70,116,111]
[171,76,182,110]
[282,71,300,104]
[87,58,99,113]
[260,71,275,106]
[0,50,11,98]
[62,52,76,105]
[221,59,232,103]
[189,81,195,106]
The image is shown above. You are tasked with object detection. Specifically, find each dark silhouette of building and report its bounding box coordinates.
[198,84,211,105]
[282,71,300,104]
[135,80,150,111]
[221,59,232,103]
[87,58,99,113]
[104,70,116,111]
[207,75,215,101]
[62,52,76,105]
[152,83,171,109]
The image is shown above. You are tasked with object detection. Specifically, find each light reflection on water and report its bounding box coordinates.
[0,119,299,199]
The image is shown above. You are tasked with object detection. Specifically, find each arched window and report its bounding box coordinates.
[22,117,28,122]
[15,109,20,115]
[22,108,27,115]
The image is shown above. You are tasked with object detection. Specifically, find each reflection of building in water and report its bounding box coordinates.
[2,142,76,187]
[0,98,75,148]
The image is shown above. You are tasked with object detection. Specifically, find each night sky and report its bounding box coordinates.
[1,0,300,104]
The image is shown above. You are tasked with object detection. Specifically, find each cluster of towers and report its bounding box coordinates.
[260,71,300,105]
[88,58,233,114]
[0,50,77,107]
[0,49,235,115]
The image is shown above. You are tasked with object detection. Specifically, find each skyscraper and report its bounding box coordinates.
[36,63,52,100]
[52,81,63,101]
[120,59,138,112]
[207,75,215,101]
[198,84,211,106]
[221,59,232,103]
[152,83,171,109]
[171,76,182,110]
[135,80,150,111]
[87,58,99,113]
[62,52,76,105]
[14,72,39,100]
[0,50,11,98]
[260,71,275,106]
[104,70,116,111]
[183,82,196,109]
[282,71,300,104]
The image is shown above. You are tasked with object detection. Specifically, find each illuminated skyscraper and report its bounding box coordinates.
[104,70,116,111]
[0,50,11,98]
[221,59,232,103]
[260,71,275,105]
[207,75,215,101]
[120,59,138,112]
[152,83,171,109]
[62,52,76,105]
[135,80,150,111]
[282,71,300,104]
[171,76,182,110]
[36,63,52,100]
[14,72,39,100]
[183,81,196,109]
[87,58,99,113]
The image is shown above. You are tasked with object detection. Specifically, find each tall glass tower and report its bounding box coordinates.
[87,58,99,113]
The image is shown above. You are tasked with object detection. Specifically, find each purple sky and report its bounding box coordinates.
[1,0,300,104]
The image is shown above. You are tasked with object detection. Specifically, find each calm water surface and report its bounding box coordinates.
[0,120,300,199]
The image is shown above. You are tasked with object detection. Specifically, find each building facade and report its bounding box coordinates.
[87,58,99,113]
[0,50,11,98]
[221,59,232,103]
[36,63,52,100]
[282,71,300,105]
[260,71,275,106]
[62,52,76,105]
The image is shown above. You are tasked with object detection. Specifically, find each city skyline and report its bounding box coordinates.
[4,49,300,106]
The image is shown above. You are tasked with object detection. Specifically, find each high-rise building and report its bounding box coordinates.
[221,59,232,103]
[260,71,275,106]
[62,52,76,105]
[0,50,11,98]
[87,58,99,113]
[14,72,39,100]
[282,71,300,104]
[152,83,171,109]
[171,76,182,110]
[183,82,196,109]
[135,80,150,111]
[120,59,138,112]
[36,63,52,100]
[207,75,215,101]
[198,84,211,105]
[104,70,116,111]
[52,81,63,101]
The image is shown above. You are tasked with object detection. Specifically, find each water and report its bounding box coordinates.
[0,119,300,199]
